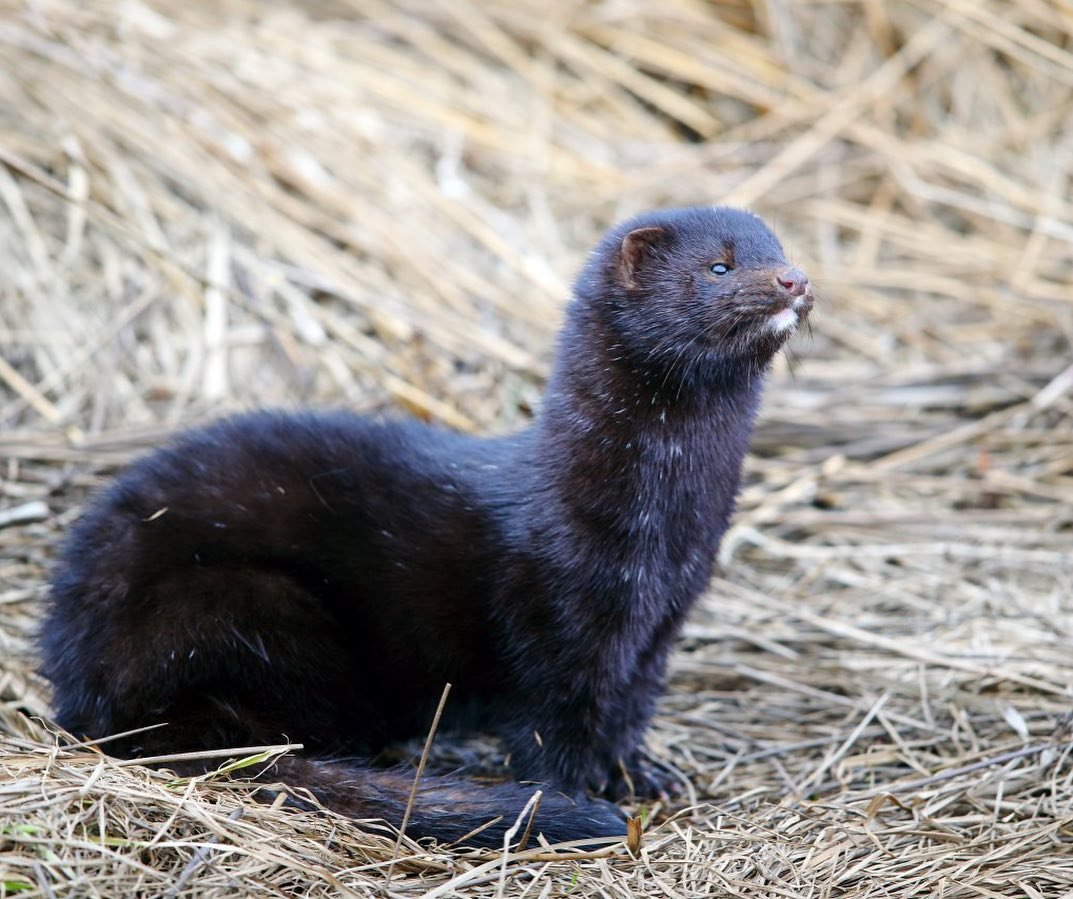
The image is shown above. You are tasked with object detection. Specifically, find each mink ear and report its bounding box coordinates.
[618,226,667,288]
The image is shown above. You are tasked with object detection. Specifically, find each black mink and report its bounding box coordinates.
[41,205,813,847]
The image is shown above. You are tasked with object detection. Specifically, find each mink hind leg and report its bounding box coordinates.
[43,564,374,759]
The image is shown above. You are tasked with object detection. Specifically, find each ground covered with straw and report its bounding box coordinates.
[1,0,1072,896]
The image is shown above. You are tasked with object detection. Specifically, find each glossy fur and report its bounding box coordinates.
[41,206,811,847]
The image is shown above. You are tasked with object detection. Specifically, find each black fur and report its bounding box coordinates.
[40,206,812,847]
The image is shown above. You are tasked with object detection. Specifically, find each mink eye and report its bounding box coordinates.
[709,262,731,275]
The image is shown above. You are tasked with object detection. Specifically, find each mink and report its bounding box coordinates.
[40,206,812,847]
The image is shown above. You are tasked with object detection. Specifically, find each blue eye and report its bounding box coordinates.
[710,262,730,275]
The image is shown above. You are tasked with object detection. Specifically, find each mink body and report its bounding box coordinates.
[41,206,812,847]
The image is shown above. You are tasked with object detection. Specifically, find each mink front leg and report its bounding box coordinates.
[490,563,673,804]
[592,617,682,802]
[492,675,628,841]
[502,660,629,797]
[598,639,681,802]
[501,641,666,801]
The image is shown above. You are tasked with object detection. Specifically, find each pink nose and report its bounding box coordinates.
[776,267,809,297]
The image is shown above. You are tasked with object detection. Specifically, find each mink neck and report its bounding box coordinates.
[527,302,768,559]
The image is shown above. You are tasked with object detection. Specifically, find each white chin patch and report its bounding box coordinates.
[767,308,799,334]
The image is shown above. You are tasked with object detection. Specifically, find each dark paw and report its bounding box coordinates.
[602,757,677,802]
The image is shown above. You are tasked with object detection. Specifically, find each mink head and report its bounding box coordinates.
[575,206,813,382]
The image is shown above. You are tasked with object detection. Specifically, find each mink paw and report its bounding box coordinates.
[601,757,677,802]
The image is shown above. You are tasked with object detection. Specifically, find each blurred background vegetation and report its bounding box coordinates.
[1,0,1069,439]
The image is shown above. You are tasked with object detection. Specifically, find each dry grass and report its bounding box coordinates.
[2,0,1073,895]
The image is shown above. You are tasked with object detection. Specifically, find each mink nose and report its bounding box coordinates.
[775,267,809,297]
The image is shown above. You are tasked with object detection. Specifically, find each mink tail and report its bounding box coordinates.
[251,756,628,849]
